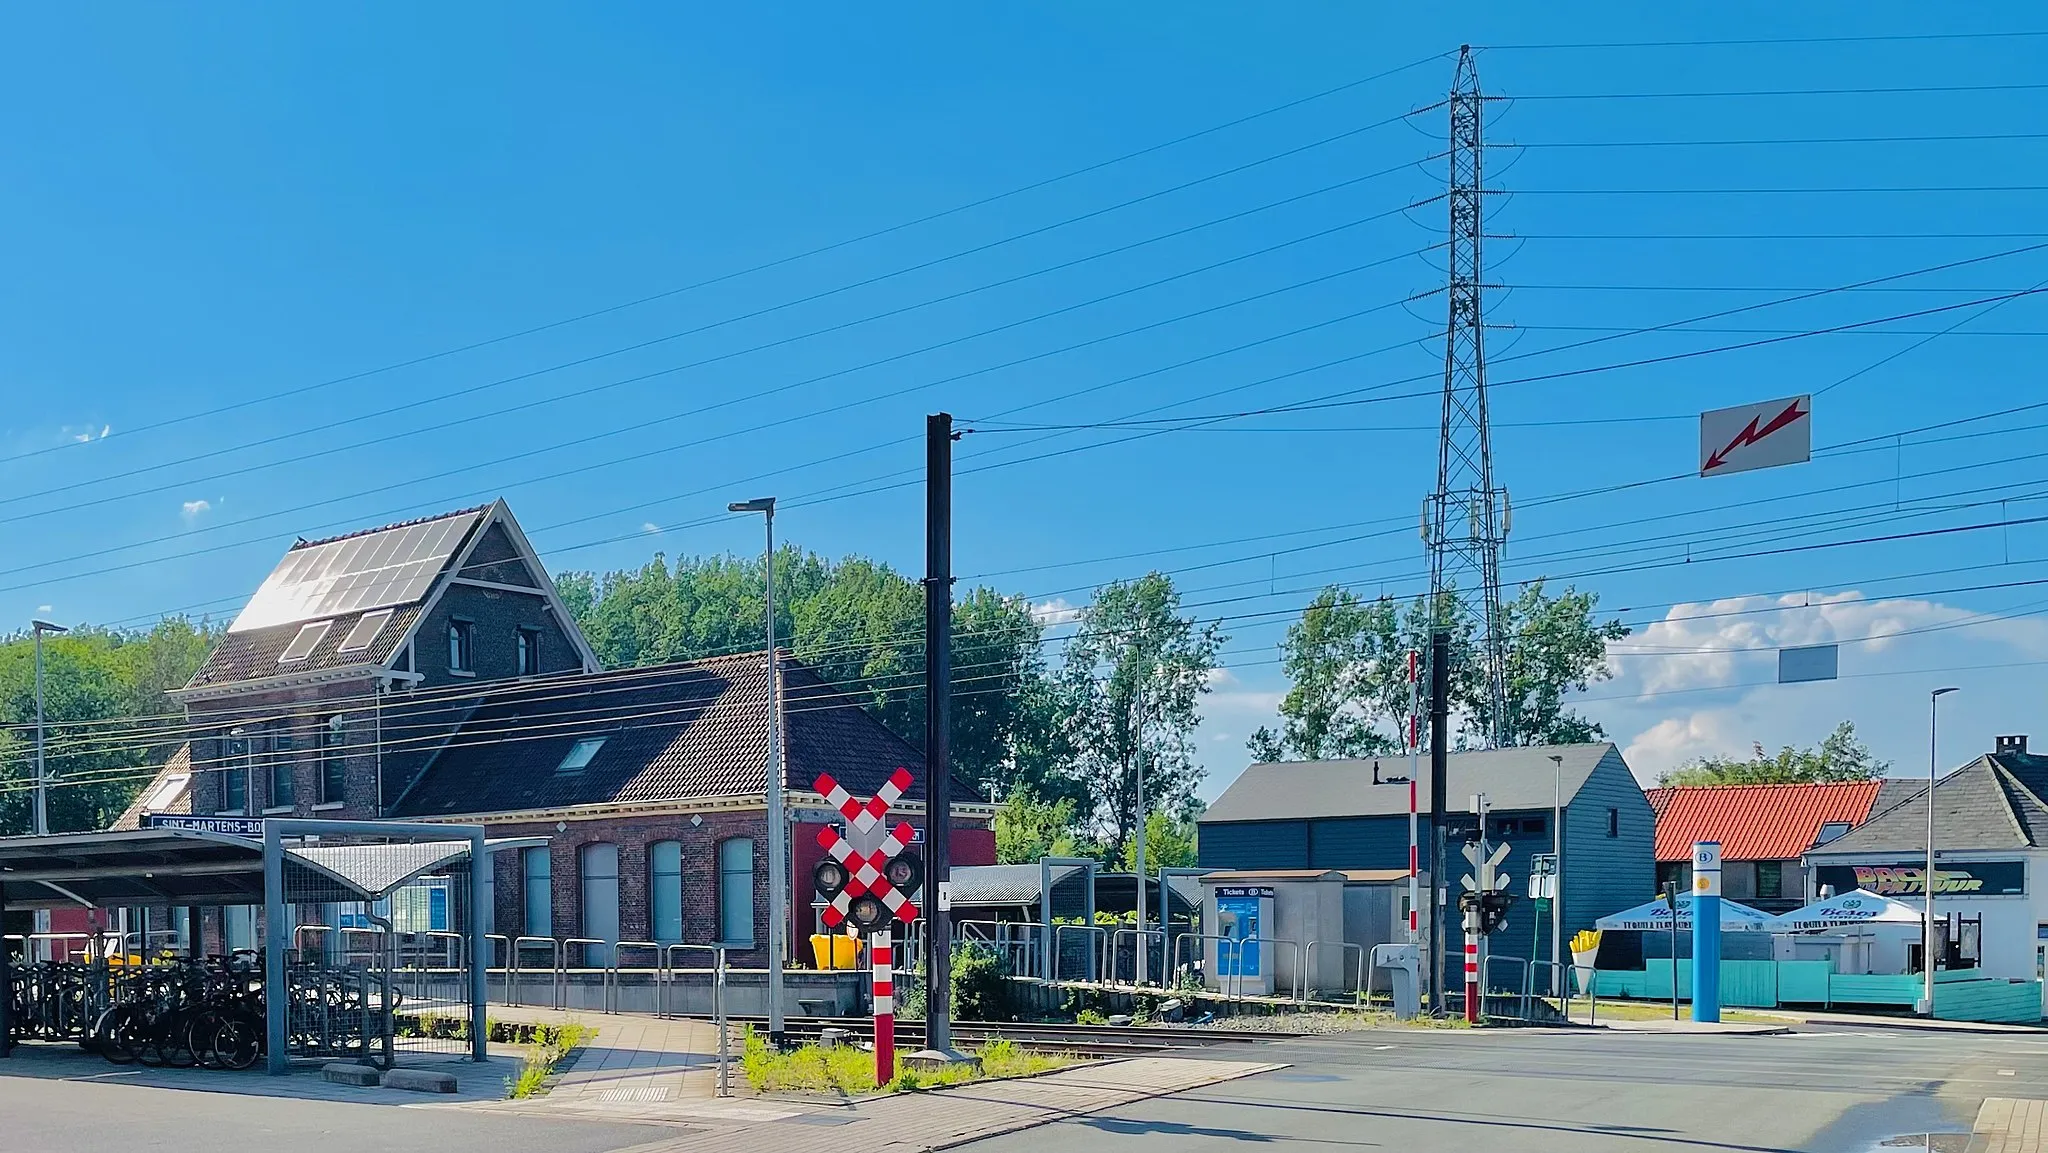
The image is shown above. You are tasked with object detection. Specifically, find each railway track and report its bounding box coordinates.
[728,1015,1308,1058]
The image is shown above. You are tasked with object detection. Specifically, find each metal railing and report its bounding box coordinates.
[509,936,563,1008]
[1168,931,1239,997]
[957,920,1045,978]
[1528,959,1563,1015]
[661,944,730,1097]
[1050,924,1108,983]
[1305,940,1367,1004]
[605,942,664,1015]
[1227,937,1303,1002]
[1482,954,1532,1022]
[1107,927,1169,987]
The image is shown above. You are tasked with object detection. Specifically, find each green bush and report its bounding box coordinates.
[952,943,1012,1022]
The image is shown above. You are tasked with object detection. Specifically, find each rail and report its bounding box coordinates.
[510,936,563,1008]
[1050,924,1108,984]
[1107,928,1169,987]
[661,944,730,1096]
[1305,940,1367,1004]
[1483,954,1531,1022]
[605,941,665,1015]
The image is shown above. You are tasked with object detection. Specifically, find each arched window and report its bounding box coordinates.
[718,838,755,946]
[649,841,684,943]
[580,842,620,967]
[522,846,552,937]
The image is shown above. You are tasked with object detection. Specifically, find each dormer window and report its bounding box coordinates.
[279,621,332,664]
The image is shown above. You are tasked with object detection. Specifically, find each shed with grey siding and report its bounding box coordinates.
[1198,743,1655,968]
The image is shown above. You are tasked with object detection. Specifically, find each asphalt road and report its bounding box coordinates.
[961,1025,2048,1153]
[2,1025,2040,1152]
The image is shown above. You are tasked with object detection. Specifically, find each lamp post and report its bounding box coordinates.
[32,620,69,836]
[1549,753,1564,997]
[1922,685,1960,1017]
[728,498,786,1044]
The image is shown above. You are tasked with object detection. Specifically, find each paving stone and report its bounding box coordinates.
[321,1063,381,1087]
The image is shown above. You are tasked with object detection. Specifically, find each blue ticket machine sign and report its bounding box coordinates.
[1215,885,1276,995]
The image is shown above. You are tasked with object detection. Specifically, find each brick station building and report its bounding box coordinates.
[113,500,994,962]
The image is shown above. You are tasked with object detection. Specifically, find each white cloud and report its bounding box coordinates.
[1622,713,1753,778]
[1030,597,1083,626]
[36,605,52,615]
[641,522,662,535]
[180,499,212,521]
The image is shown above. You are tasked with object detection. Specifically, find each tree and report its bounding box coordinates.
[0,618,219,834]
[1250,580,1626,760]
[994,787,1086,863]
[1117,808,1200,872]
[1054,572,1224,866]
[561,548,1054,799]
[1659,721,1889,786]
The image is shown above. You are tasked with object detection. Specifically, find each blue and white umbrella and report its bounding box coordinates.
[1772,889,1923,933]
[1595,893,1778,933]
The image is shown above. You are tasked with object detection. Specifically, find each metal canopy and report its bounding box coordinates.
[0,829,522,911]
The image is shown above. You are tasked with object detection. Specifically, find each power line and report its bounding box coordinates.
[1512,133,2048,148]
[1510,82,2048,100]
[1483,30,2048,49]
[0,52,1450,470]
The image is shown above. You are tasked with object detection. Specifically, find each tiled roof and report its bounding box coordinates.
[1651,780,1885,862]
[110,743,193,831]
[1202,743,1618,823]
[184,604,422,692]
[391,651,960,818]
[1819,752,2048,856]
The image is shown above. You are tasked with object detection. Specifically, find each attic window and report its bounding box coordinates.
[337,608,396,654]
[144,771,192,812]
[279,621,333,664]
[1815,821,1853,845]
[557,738,605,775]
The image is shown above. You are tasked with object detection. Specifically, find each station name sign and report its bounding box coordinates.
[145,814,263,839]
[1215,886,1275,899]
[1813,861,2025,897]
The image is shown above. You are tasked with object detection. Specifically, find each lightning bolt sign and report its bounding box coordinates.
[1700,394,1812,477]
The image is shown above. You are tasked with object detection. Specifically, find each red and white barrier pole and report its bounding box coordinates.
[1463,915,1481,1025]
[871,931,894,1084]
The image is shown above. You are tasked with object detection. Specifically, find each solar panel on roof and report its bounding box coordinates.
[229,511,482,633]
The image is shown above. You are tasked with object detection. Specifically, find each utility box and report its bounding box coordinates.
[1373,942,1422,1017]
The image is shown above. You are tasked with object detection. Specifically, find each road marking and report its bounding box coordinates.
[1373,1045,1395,1051]
[1998,1069,2016,1076]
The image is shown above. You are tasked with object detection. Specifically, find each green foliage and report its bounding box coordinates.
[994,787,1086,863]
[0,618,219,834]
[951,942,1012,1021]
[1659,721,1889,786]
[1074,1008,1109,1026]
[503,1019,595,1099]
[561,550,1051,798]
[1117,808,1200,872]
[1250,580,1626,761]
[1053,573,1223,865]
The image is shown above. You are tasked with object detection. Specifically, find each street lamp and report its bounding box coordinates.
[31,620,69,836]
[728,497,786,1044]
[1922,685,1960,1017]
[1548,753,1564,997]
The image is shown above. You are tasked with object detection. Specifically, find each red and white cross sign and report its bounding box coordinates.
[813,767,912,834]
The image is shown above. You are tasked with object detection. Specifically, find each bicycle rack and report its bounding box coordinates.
[1305,940,1367,1004]
[606,942,664,1015]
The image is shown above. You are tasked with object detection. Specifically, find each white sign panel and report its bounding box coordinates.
[1700,395,1811,477]
[1693,841,1723,897]
[1778,643,1839,684]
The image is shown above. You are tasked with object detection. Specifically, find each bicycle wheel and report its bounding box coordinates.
[213,1015,262,1072]
[185,1012,221,1070]
[160,1010,198,1068]
[99,1006,144,1066]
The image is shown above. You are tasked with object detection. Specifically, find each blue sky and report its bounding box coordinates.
[4,4,2046,793]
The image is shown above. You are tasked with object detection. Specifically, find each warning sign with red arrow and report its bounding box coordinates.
[1700,394,1811,478]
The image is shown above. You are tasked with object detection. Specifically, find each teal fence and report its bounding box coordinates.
[1580,962,2041,1023]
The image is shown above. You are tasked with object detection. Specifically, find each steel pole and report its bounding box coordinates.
[1133,680,1147,986]
[1923,688,1957,1015]
[764,504,787,1044]
[33,626,48,836]
[1552,754,1563,996]
[924,413,957,1051]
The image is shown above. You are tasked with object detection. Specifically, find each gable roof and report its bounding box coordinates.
[1199,743,1622,825]
[110,743,193,831]
[390,650,966,818]
[176,500,597,699]
[1811,752,2048,857]
[1647,780,1886,863]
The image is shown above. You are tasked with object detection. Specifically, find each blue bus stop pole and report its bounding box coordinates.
[1691,840,1721,1023]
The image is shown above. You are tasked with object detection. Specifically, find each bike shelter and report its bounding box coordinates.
[0,819,504,1075]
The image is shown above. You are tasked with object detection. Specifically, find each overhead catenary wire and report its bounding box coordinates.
[0,51,1452,470]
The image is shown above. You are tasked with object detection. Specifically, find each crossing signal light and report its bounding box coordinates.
[883,850,924,898]
[1477,889,1516,936]
[847,892,889,934]
[814,859,849,901]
